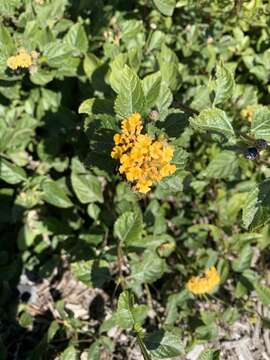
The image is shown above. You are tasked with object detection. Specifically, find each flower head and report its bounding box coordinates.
[241,105,256,122]
[7,48,33,70]
[111,113,176,193]
[186,266,220,295]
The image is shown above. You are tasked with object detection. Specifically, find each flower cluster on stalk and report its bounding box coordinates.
[111,113,176,193]
[186,266,220,295]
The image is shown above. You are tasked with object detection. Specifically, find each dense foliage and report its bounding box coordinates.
[1,0,270,359]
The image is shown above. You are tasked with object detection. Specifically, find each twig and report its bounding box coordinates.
[172,101,199,115]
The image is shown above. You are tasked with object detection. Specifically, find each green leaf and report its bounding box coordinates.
[47,321,60,341]
[43,41,73,68]
[254,283,270,306]
[198,349,220,360]
[114,65,145,118]
[87,342,100,360]
[64,23,88,53]
[203,151,238,179]
[130,250,166,284]
[71,170,103,204]
[213,62,235,106]
[71,260,110,288]
[78,98,95,115]
[144,330,184,358]
[242,180,270,230]
[142,72,162,110]
[30,68,55,85]
[158,45,181,91]
[109,53,128,93]
[116,291,135,330]
[115,291,147,330]
[190,108,235,140]
[250,106,270,141]
[42,181,73,208]
[0,25,14,56]
[60,346,77,360]
[114,210,143,245]
[165,290,191,325]
[0,158,27,184]
[232,245,252,272]
[157,82,173,112]
[152,0,176,16]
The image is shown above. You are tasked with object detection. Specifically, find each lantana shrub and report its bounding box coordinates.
[1,0,270,359]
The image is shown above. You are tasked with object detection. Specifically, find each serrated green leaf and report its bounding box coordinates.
[114,65,145,118]
[250,106,270,141]
[60,346,77,360]
[114,210,143,245]
[71,169,103,204]
[144,330,184,358]
[204,151,238,179]
[71,260,110,288]
[158,44,181,91]
[0,25,14,56]
[142,71,161,110]
[42,181,73,208]
[242,180,270,230]
[43,41,73,68]
[152,0,176,16]
[0,158,27,184]
[78,98,95,115]
[232,245,252,272]
[157,81,173,112]
[109,54,128,94]
[190,108,235,140]
[213,62,235,106]
[116,291,135,330]
[130,250,166,284]
[64,23,88,53]
[87,342,100,360]
[254,283,270,306]
[198,349,220,360]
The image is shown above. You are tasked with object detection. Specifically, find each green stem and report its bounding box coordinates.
[136,333,152,360]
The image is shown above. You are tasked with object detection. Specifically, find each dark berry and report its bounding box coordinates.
[244,147,258,160]
[255,139,268,150]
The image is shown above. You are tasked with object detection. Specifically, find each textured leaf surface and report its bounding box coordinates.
[0,159,27,184]
[251,106,270,141]
[213,62,235,106]
[144,330,184,358]
[114,65,145,118]
[152,0,176,16]
[114,210,143,245]
[42,181,73,208]
[190,108,235,140]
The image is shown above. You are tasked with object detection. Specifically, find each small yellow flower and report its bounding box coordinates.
[113,133,122,145]
[160,164,176,177]
[126,167,142,181]
[241,105,256,122]
[121,113,142,135]
[186,266,220,295]
[7,48,33,70]
[161,145,174,162]
[111,146,123,159]
[136,179,152,193]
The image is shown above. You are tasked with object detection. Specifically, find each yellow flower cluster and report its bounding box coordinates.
[241,105,256,122]
[186,267,220,295]
[111,113,176,193]
[7,48,33,70]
